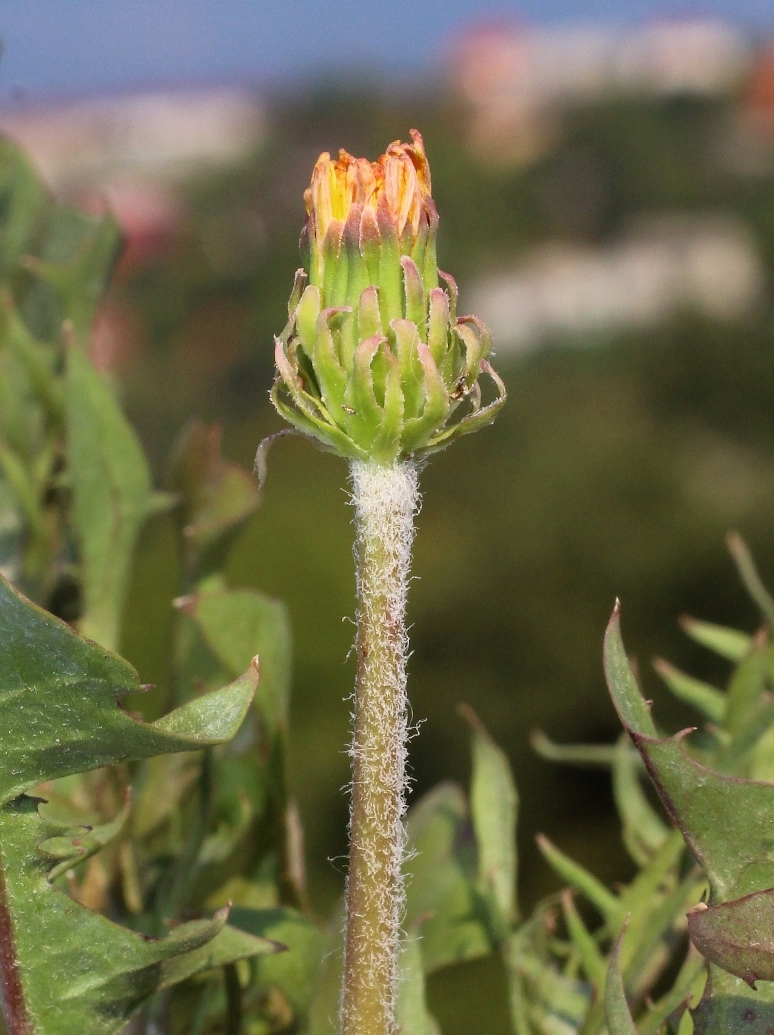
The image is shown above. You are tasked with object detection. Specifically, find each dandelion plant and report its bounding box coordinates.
[270,130,505,1035]
[5,112,774,1035]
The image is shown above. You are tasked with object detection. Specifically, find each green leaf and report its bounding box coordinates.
[0,345,44,475]
[37,791,131,882]
[605,603,774,903]
[171,579,297,919]
[723,637,768,737]
[749,724,774,784]
[605,931,638,1035]
[307,904,345,1035]
[688,892,774,988]
[396,929,442,1035]
[561,890,607,991]
[0,477,23,584]
[169,420,261,576]
[690,963,774,1035]
[404,782,492,973]
[622,866,704,999]
[536,834,625,929]
[119,505,181,723]
[679,616,752,663]
[531,731,619,768]
[66,347,155,652]
[228,906,324,1015]
[653,658,726,725]
[541,820,689,1018]
[0,576,269,1034]
[155,918,279,991]
[605,603,774,1032]
[154,677,259,741]
[131,754,201,840]
[713,695,774,777]
[0,572,256,811]
[0,439,42,538]
[506,917,591,1033]
[611,734,669,865]
[461,705,518,935]
[0,137,50,279]
[637,947,706,1035]
[0,804,275,1035]
[1,293,63,424]
[727,531,774,624]
[178,577,292,736]
[502,955,530,1035]
[30,204,121,342]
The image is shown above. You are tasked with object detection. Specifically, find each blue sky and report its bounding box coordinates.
[0,0,771,101]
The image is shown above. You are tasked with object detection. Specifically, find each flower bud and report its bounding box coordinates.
[272,130,505,464]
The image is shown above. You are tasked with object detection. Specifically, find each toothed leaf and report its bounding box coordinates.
[0,575,264,1035]
[463,707,518,935]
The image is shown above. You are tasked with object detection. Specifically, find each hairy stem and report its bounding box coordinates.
[341,460,419,1035]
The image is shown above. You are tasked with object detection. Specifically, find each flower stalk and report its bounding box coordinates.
[342,460,418,1035]
[269,130,505,1035]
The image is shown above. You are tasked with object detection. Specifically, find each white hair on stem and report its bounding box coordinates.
[340,460,420,1035]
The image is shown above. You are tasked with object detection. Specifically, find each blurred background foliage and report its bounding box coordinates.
[4,26,774,1031]
[114,82,774,905]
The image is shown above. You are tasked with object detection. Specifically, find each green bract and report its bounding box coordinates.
[271,132,505,464]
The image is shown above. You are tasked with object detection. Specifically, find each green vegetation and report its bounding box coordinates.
[2,82,774,1035]
[116,85,774,915]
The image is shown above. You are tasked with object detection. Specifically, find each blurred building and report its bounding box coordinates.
[0,86,265,264]
[450,18,752,163]
[470,215,764,352]
[0,86,265,190]
[741,43,774,136]
[0,86,266,373]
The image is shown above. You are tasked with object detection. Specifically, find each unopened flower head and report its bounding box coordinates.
[272,129,505,465]
[302,133,435,295]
